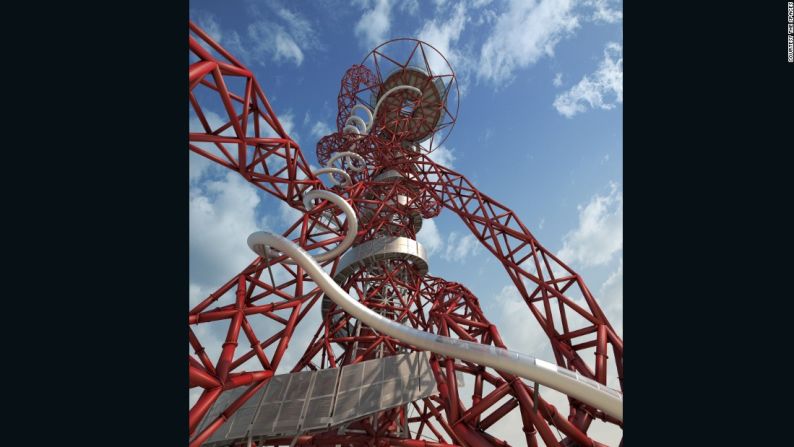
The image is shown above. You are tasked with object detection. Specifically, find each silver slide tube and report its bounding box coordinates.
[250,190,358,264]
[246,194,623,421]
[314,151,366,187]
[326,151,366,173]
[313,167,352,187]
[368,86,423,132]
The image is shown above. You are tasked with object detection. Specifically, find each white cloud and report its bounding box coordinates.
[553,72,563,87]
[263,111,299,144]
[189,152,213,185]
[473,11,498,28]
[273,29,305,65]
[281,112,298,139]
[194,2,319,68]
[191,10,222,43]
[585,0,623,23]
[478,0,579,84]
[442,231,479,262]
[279,200,303,226]
[416,2,468,80]
[538,217,545,230]
[398,0,419,15]
[553,42,622,118]
[557,182,622,267]
[427,145,456,168]
[491,284,550,356]
[247,23,305,66]
[354,0,394,49]
[270,3,317,44]
[222,30,252,63]
[416,218,443,257]
[310,121,333,140]
[189,172,262,289]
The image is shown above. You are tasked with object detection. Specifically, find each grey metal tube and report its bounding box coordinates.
[326,151,366,173]
[369,86,423,132]
[351,104,373,127]
[345,115,368,134]
[313,167,352,187]
[249,190,358,264]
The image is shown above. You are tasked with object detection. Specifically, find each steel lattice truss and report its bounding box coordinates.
[189,20,623,447]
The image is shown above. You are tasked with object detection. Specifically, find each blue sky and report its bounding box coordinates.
[189,1,622,444]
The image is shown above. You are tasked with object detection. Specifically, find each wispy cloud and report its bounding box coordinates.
[189,172,262,289]
[190,9,249,63]
[354,0,394,49]
[249,1,322,66]
[191,9,222,43]
[263,111,299,143]
[557,181,622,267]
[442,231,479,262]
[222,30,253,63]
[256,26,305,65]
[269,3,318,44]
[477,0,580,84]
[309,121,333,140]
[398,0,419,15]
[491,284,550,354]
[279,200,303,226]
[417,218,444,257]
[585,0,623,23]
[193,2,320,67]
[553,42,622,118]
[416,2,469,85]
[471,0,494,8]
[427,145,456,168]
[553,72,563,87]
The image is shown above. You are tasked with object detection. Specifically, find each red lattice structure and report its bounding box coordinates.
[189,21,622,447]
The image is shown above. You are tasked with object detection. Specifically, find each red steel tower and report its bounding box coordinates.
[189,21,623,447]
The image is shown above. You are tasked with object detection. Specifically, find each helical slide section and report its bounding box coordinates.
[250,190,358,264]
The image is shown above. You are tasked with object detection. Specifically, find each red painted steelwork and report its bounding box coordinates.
[188,21,622,447]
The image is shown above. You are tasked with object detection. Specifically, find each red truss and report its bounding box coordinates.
[189,21,622,447]
[337,64,379,134]
[189,22,323,212]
